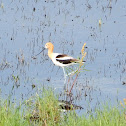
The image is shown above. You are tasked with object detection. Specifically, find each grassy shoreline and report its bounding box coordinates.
[0,90,126,126]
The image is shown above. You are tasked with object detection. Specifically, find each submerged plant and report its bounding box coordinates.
[12,75,19,83]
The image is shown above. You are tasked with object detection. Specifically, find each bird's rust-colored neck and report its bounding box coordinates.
[48,45,54,59]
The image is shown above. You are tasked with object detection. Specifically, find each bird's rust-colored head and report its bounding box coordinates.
[45,42,54,50]
[45,42,54,58]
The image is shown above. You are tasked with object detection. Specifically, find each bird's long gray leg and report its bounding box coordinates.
[62,67,67,90]
[62,67,66,84]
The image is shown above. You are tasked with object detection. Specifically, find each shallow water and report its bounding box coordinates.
[0,0,126,114]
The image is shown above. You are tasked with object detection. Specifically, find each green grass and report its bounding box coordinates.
[62,106,126,126]
[0,99,29,126]
[0,89,126,126]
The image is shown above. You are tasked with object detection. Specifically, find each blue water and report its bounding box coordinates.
[0,0,126,114]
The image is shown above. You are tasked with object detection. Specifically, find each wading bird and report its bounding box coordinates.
[44,42,85,84]
[33,42,86,93]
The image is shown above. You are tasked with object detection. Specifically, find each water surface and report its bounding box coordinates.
[0,0,126,114]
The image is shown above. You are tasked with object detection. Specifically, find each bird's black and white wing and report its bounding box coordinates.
[55,54,79,65]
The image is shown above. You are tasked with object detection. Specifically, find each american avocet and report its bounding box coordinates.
[44,42,85,84]
[45,42,85,67]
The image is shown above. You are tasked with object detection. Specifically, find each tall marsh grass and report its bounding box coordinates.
[0,90,126,126]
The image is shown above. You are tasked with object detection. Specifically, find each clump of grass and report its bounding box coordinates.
[0,89,126,126]
[0,99,29,126]
[24,89,61,126]
[0,89,61,126]
[61,105,126,126]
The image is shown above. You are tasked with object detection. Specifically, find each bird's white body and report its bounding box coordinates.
[45,42,83,68]
[50,53,78,67]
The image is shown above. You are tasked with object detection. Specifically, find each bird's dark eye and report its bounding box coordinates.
[45,44,48,48]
